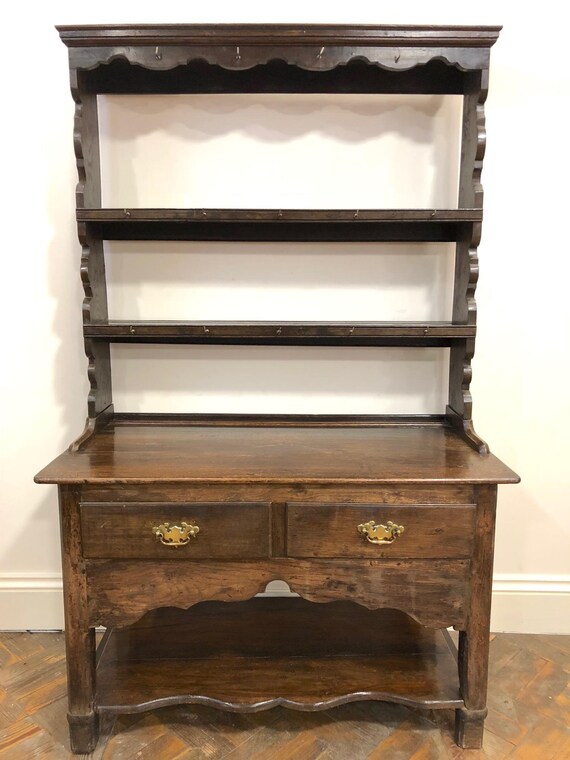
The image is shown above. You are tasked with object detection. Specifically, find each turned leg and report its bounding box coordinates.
[454,485,497,749]
[59,486,99,754]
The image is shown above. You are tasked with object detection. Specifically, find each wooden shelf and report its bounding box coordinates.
[95,599,463,714]
[84,321,475,346]
[112,413,447,427]
[78,209,481,242]
[34,422,520,485]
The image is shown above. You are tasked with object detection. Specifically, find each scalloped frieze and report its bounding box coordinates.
[87,559,469,630]
[69,45,489,74]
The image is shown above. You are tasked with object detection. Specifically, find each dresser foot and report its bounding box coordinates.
[454,706,487,749]
[68,712,99,754]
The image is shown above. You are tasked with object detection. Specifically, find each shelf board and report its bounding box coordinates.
[112,413,448,427]
[85,321,475,346]
[34,422,521,485]
[95,599,463,714]
[78,208,481,242]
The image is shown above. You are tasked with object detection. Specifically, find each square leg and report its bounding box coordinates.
[68,712,99,754]
[455,706,487,749]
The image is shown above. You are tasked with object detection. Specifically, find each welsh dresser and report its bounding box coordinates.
[35,23,520,753]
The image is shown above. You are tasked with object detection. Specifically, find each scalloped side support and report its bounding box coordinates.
[448,69,489,453]
[69,405,114,453]
[71,72,112,447]
[446,405,489,456]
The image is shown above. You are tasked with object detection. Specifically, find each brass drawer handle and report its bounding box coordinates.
[357,520,404,545]
[152,521,200,547]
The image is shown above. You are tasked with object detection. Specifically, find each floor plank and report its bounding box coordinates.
[0,630,567,758]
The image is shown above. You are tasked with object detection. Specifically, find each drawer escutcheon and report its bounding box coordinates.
[152,521,200,547]
[357,520,405,545]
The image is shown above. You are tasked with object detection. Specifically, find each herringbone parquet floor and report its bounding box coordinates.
[0,631,568,759]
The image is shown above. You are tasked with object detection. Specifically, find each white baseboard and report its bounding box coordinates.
[490,574,570,634]
[1,574,569,634]
[0,574,64,631]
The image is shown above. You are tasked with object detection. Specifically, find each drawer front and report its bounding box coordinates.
[81,502,270,559]
[286,503,475,559]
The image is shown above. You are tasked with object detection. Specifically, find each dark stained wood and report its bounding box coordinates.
[103,600,456,658]
[84,58,467,96]
[95,600,463,713]
[1,629,566,758]
[84,320,476,346]
[112,412,449,427]
[79,230,111,419]
[57,24,502,48]
[79,209,483,222]
[70,72,100,210]
[86,557,471,630]
[57,486,98,753]
[447,69,488,457]
[71,69,113,452]
[35,424,520,486]
[79,208,480,243]
[271,502,287,557]
[80,502,271,559]
[80,481,475,505]
[286,503,475,559]
[58,25,498,94]
[455,484,498,749]
[37,22,519,753]
[446,404,489,456]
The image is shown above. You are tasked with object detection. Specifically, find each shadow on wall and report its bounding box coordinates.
[98,92,462,208]
[110,345,450,415]
[2,64,87,575]
[105,241,455,322]
[95,90,460,413]
[28,86,461,463]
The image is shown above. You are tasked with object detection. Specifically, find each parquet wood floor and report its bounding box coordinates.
[0,631,568,759]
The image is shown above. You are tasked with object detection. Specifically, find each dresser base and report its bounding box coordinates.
[38,424,519,753]
[66,599,474,752]
[95,600,462,713]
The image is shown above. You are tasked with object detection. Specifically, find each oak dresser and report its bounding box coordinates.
[35,23,519,753]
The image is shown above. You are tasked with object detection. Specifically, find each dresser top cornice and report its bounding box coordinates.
[56,24,502,49]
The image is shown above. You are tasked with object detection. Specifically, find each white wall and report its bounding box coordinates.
[1,1,569,633]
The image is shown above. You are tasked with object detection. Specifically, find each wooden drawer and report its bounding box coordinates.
[286,503,475,559]
[80,502,271,559]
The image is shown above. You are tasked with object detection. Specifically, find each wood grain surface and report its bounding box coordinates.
[94,601,462,713]
[80,502,271,560]
[286,502,475,559]
[35,425,520,485]
[33,20,523,756]
[85,558,470,630]
[0,629,567,759]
